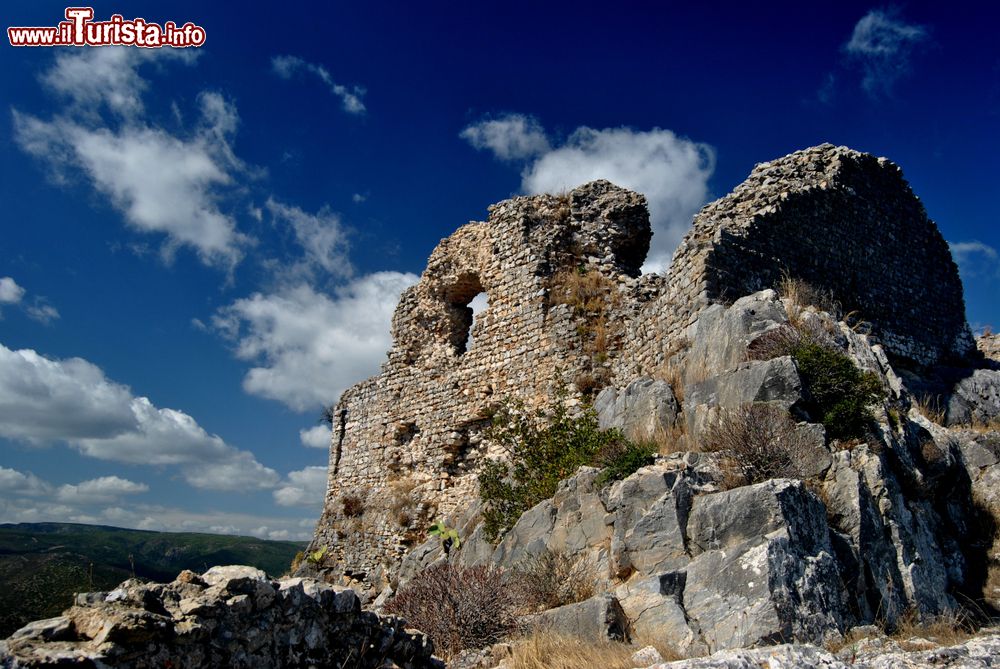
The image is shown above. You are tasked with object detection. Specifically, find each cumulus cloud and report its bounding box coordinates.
[0,343,278,491]
[273,466,327,507]
[0,278,26,305]
[462,117,714,273]
[266,198,352,280]
[55,476,148,504]
[460,113,551,161]
[13,49,250,270]
[951,240,1000,278]
[271,55,366,115]
[844,9,928,97]
[300,425,332,449]
[213,272,417,411]
[0,467,51,496]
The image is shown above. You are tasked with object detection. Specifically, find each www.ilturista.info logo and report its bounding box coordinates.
[8,7,206,48]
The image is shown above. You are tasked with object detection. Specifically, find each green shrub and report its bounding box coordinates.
[478,399,625,543]
[792,341,885,440]
[595,440,656,487]
[747,323,886,441]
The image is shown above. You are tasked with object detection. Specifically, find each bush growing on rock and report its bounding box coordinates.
[748,323,885,440]
[704,404,806,485]
[511,548,596,612]
[594,439,657,486]
[478,399,627,542]
[383,562,518,658]
[794,341,885,440]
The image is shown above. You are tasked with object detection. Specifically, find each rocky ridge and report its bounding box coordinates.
[0,566,440,668]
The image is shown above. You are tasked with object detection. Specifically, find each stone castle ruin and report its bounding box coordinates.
[310,143,980,594]
[8,144,1000,668]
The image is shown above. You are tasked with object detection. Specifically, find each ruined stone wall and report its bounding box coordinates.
[312,145,977,592]
[620,144,974,373]
[312,182,651,591]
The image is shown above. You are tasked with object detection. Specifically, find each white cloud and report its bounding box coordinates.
[951,240,1000,278]
[271,55,366,115]
[273,466,327,507]
[844,9,928,97]
[41,47,197,119]
[0,278,26,305]
[266,198,352,280]
[213,272,417,411]
[0,467,51,496]
[462,118,714,273]
[26,301,60,325]
[0,278,60,324]
[55,476,148,504]
[300,425,331,449]
[0,489,317,541]
[528,128,714,272]
[13,50,250,270]
[460,113,551,161]
[0,342,278,491]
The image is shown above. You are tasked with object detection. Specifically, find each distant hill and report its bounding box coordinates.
[0,522,306,638]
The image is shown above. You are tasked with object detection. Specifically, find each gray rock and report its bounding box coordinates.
[528,593,628,642]
[682,480,849,650]
[631,645,665,666]
[684,356,806,442]
[684,291,790,385]
[596,376,679,440]
[946,369,1000,426]
[642,643,850,668]
[1,567,442,669]
[615,573,705,656]
[820,444,958,625]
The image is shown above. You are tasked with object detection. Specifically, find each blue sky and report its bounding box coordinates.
[1,1,998,541]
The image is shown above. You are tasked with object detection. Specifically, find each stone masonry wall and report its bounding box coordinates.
[312,145,976,592]
[311,181,651,591]
[623,143,974,372]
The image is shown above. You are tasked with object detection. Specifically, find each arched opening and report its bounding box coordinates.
[444,272,488,356]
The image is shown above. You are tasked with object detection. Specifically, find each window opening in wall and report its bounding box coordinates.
[465,292,489,352]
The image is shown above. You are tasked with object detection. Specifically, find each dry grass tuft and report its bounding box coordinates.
[703,404,808,485]
[636,422,691,457]
[549,268,618,316]
[505,632,680,669]
[778,272,839,323]
[341,492,364,518]
[890,609,977,650]
[511,549,596,613]
[914,395,946,425]
[387,477,420,527]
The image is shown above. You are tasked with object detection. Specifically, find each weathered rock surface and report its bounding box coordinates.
[637,630,1000,668]
[0,566,441,668]
[946,369,1000,426]
[595,376,679,439]
[527,593,629,642]
[684,356,806,441]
